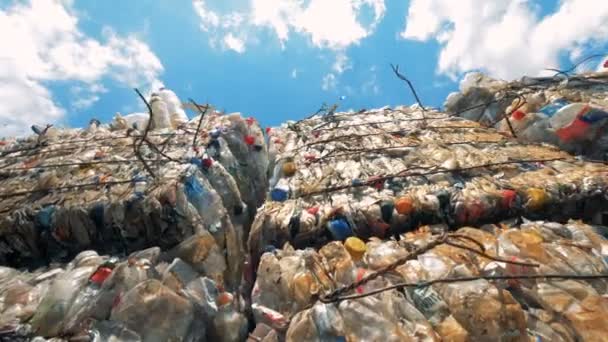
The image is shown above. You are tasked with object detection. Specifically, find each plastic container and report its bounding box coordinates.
[158,88,189,127]
[538,98,569,117]
[149,94,172,130]
[110,279,194,342]
[212,301,248,342]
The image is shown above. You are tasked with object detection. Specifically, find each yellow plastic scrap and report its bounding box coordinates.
[525,188,548,210]
[344,237,366,261]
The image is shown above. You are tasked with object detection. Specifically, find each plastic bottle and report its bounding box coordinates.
[63,262,117,334]
[149,93,172,130]
[212,293,248,342]
[158,88,189,127]
[29,266,96,337]
[110,279,194,342]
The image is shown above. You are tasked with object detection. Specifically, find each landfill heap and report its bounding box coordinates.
[0,85,608,341]
[444,71,608,160]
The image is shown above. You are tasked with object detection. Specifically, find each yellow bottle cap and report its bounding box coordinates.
[344,237,366,261]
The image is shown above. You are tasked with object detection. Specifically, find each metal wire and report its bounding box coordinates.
[321,273,608,303]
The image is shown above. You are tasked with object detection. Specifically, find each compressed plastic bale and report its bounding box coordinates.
[29,266,95,337]
[110,279,193,342]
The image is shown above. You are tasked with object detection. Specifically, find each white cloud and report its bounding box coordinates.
[362,66,380,95]
[321,73,337,91]
[224,33,245,53]
[194,0,386,51]
[401,0,608,80]
[192,0,219,31]
[0,0,164,137]
[291,69,298,78]
[332,52,353,74]
[70,83,108,110]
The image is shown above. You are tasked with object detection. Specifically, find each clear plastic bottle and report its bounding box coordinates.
[212,293,248,342]
[158,88,189,128]
[149,94,172,130]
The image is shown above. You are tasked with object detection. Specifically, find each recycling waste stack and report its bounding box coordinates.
[444,71,608,160]
[0,235,248,341]
[250,219,608,341]
[0,89,269,294]
[250,106,608,260]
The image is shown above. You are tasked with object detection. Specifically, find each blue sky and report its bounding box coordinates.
[1,0,608,137]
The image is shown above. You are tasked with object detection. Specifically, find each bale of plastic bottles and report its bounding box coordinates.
[0,234,249,341]
[0,96,268,288]
[445,71,608,160]
[251,219,608,341]
[249,107,608,259]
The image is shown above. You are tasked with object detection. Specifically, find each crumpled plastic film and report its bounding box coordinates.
[251,220,608,341]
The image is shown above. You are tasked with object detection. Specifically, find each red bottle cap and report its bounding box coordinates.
[244,135,256,145]
[202,157,213,168]
[512,110,526,120]
[307,206,320,215]
[90,266,113,285]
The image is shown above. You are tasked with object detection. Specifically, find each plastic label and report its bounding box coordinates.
[409,286,444,317]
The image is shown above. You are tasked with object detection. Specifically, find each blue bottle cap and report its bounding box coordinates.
[327,218,352,241]
[270,187,289,202]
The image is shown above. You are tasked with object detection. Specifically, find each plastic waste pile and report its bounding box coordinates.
[444,71,608,160]
[0,234,248,341]
[251,219,608,341]
[0,90,268,287]
[250,106,608,259]
[1,84,608,341]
